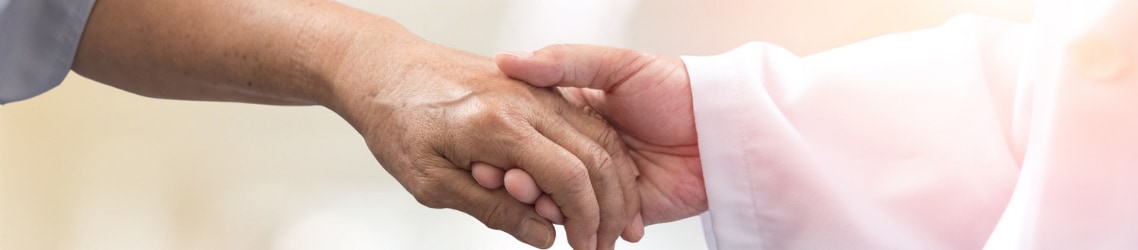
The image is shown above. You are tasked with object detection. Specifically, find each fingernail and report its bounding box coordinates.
[499,50,533,58]
[521,218,554,248]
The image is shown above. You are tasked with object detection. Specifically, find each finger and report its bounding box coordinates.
[427,165,555,249]
[450,113,600,250]
[500,130,646,244]
[471,162,505,189]
[621,212,645,243]
[504,168,542,204]
[500,172,565,224]
[507,133,601,250]
[542,89,646,243]
[536,194,565,224]
[533,119,631,250]
[495,45,655,92]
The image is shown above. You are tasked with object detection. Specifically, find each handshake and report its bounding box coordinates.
[68,0,1108,249]
[349,44,707,250]
[477,46,704,249]
[65,0,709,247]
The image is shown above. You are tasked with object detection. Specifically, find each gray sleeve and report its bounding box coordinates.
[0,0,97,104]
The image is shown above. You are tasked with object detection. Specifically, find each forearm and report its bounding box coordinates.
[71,0,420,106]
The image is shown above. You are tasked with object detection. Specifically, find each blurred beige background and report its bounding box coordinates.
[0,0,1032,249]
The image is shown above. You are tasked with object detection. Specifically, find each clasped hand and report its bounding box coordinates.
[469,45,708,249]
[336,40,707,249]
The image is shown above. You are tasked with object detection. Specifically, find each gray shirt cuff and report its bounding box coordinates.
[0,0,98,104]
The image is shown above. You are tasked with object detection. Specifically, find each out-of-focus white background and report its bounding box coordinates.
[0,0,1031,249]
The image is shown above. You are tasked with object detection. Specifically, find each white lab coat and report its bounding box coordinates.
[684,0,1136,249]
[0,0,96,104]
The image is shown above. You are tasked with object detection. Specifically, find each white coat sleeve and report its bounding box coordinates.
[682,15,1026,250]
[984,0,1138,248]
[0,0,97,104]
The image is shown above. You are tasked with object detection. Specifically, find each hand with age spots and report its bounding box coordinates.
[69,0,646,249]
[472,44,711,245]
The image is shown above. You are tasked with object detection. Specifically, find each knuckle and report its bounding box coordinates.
[575,141,615,185]
[408,175,448,209]
[595,158,616,188]
[411,189,445,209]
[488,108,537,141]
[507,133,543,150]
[587,144,615,174]
[478,201,513,231]
[596,126,622,152]
[559,165,593,198]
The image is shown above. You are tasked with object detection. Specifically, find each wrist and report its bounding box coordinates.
[314,19,435,133]
[304,11,425,112]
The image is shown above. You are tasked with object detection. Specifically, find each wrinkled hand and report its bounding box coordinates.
[67,0,640,248]
[326,41,641,250]
[473,44,708,239]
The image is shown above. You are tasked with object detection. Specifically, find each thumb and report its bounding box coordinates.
[495,44,655,92]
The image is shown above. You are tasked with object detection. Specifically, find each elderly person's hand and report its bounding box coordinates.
[328,41,643,250]
[472,45,708,239]
[70,0,640,248]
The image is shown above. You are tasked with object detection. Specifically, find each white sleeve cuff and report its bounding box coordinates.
[682,42,804,250]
